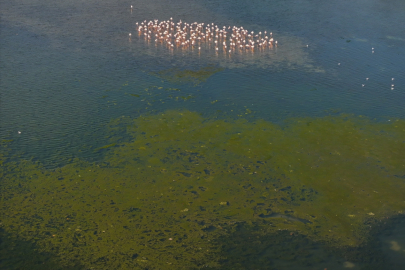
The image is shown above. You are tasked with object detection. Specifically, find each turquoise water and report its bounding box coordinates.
[1,0,405,269]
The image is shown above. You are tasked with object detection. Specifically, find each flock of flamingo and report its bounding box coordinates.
[129,17,278,55]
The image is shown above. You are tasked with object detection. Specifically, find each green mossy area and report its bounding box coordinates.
[1,110,405,269]
[150,66,224,86]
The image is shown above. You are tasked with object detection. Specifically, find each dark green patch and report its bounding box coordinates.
[94,143,116,152]
[150,66,224,86]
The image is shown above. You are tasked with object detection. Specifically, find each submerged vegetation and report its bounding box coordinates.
[150,66,224,86]
[1,110,405,269]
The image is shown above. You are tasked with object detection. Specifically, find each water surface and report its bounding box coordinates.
[1,0,404,269]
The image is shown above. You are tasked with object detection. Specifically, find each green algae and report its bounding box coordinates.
[150,66,224,86]
[1,110,405,269]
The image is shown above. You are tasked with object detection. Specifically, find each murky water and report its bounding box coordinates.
[1,0,404,269]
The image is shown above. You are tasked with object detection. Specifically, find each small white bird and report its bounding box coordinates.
[18,131,21,134]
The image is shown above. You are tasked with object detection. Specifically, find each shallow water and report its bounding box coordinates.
[1,0,404,269]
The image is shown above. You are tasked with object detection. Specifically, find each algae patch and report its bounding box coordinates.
[1,110,405,269]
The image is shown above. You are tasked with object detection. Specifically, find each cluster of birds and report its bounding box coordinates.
[128,11,398,92]
[130,18,277,54]
[361,77,395,90]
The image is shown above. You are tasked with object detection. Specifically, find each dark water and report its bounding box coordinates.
[1,0,405,269]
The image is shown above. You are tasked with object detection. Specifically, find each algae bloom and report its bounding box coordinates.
[1,110,404,269]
